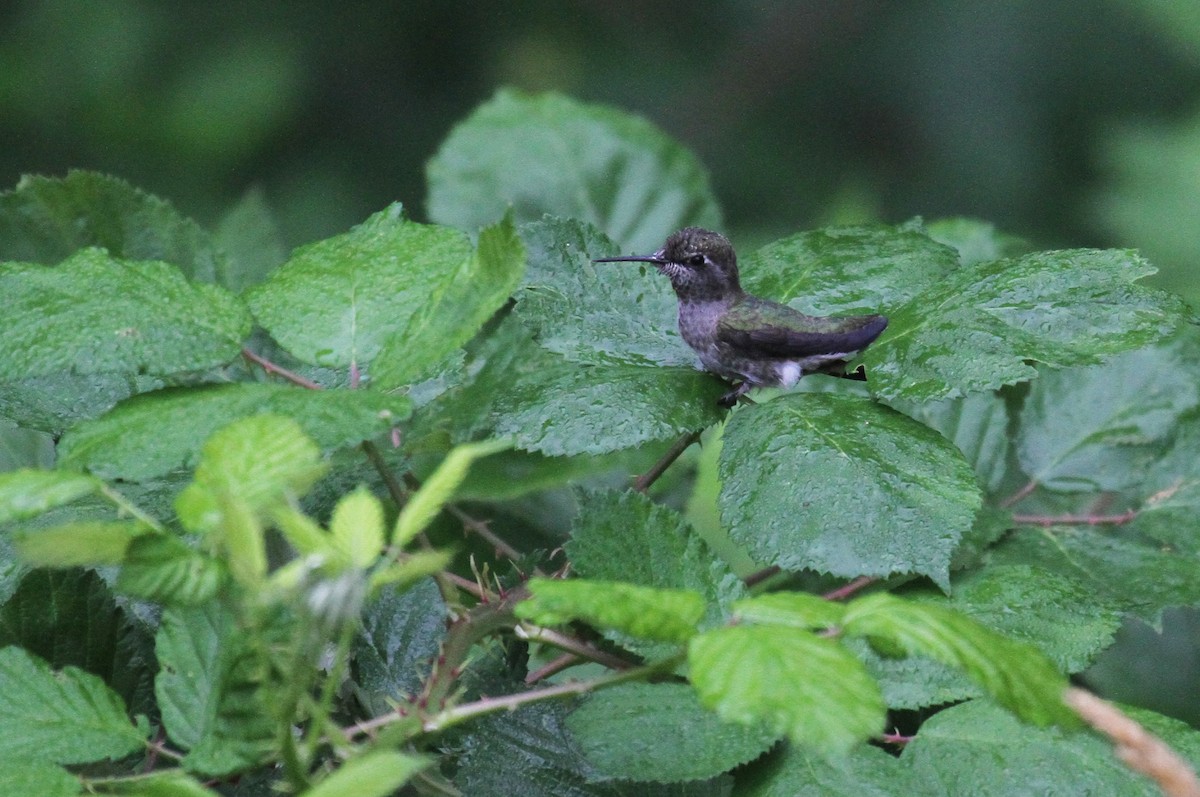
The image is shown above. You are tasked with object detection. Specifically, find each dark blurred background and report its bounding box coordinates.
[4,0,1200,303]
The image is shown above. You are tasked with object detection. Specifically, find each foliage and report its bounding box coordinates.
[0,91,1196,796]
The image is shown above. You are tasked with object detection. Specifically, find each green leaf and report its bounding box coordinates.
[925,217,1031,267]
[0,760,78,797]
[13,520,149,567]
[888,391,1012,494]
[330,487,385,568]
[1132,411,1200,552]
[0,248,251,382]
[901,699,1179,796]
[719,393,981,589]
[740,221,960,317]
[919,565,1123,674]
[732,592,848,630]
[0,646,146,763]
[60,382,409,482]
[567,489,746,622]
[427,88,721,252]
[864,248,1190,402]
[0,468,99,524]
[367,549,453,595]
[737,743,912,797]
[214,187,286,293]
[0,372,165,435]
[566,682,778,783]
[990,526,1200,624]
[393,438,511,546]
[1017,336,1200,492]
[352,578,446,716]
[840,592,1076,727]
[246,204,501,377]
[0,171,225,281]
[516,577,705,643]
[372,213,525,388]
[515,216,691,367]
[175,414,327,535]
[301,751,430,797]
[688,625,885,755]
[99,771,221,796]
[117,535,225,606]
[156,601,276,775]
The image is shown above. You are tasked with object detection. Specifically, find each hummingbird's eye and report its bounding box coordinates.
[688,254,706,267]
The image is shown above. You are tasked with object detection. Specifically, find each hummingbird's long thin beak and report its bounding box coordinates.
[591,254,666,264]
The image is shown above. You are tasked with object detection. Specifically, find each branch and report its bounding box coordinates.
[515,623,638,673]
[241,347,323,390]
[634,430,702,493]
[1000,479,1039,508]
[1012,509,1137,528]
[1066,688,1200,797]
[822,575,876,601]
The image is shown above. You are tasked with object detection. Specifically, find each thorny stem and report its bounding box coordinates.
[1012,509,1137,528]
[634,429,703,493]
[823,575,876,601]
[241,346,323,390]
[525,652,582,683]
[515,623,637,673]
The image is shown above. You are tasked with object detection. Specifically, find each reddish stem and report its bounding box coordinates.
[822,575,875,601]
[241,347,323,390]
[1012,509,1137,528]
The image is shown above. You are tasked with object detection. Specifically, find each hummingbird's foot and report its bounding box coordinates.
[817,362,869,382]
[718,381,753,408]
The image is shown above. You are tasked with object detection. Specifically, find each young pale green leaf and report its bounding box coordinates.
[59,382,409,482]
[516,577,706,643]
[330,487,385,568]
[0,248,251,382]
[566,682,779,783]
[732,591,848,630]
[99,771,221,796]
[427,88,721,252]
[863,248,1190,402]
[515,216,692,368]
[1017,335,1200,492]
[246,204,492,378]
[393,437,511,546]
[367,549,452,595]
[0,646,147,763]
[688,625,885,755]
[0,171,225,281]
[917,564,1123,674]
[719,393,981,589]
[301,751,430,797]
[372,213,525,388]
[175,414,327,535]
[272,504,334,558]
[0,760,78,797]
[117,535,225,606]
[0,468,99,524]
[841,592,1077,727]
[13,520,149,567]
[353,578,446,716]
[156,601,276,775]
[740,220,960,317]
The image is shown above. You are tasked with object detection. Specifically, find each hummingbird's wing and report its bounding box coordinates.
[716,298,888,359]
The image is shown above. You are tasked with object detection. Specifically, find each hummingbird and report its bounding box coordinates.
[593,227,888,408]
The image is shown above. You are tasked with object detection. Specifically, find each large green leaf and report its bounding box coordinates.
[0,646,146,764]
[1017,335,1200,492]
[59,383,410,482]
[516,577,705,644]
[0,468,99,524]
[0,761,78,797]
[301,751,430,797]
[566,682,778,783]
[247,205,517,381]
[156,601,276,775]
[738,743,913,797]
[0,372,165,434]
[0,248,250,382]
[688,625,885,755]
[719,393,981,589]
[1131,411,1200,553]
[841,593,1076,727]
[427,89,721,252]
[864,248,1189,401]
[515,216,691,367]
[887,391,1013,494]
[0,171,225,282]
[924,217,1031,267]
[352,579,446,717]
[740,221,960,316]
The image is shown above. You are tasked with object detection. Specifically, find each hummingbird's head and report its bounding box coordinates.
[593,227,742,301]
